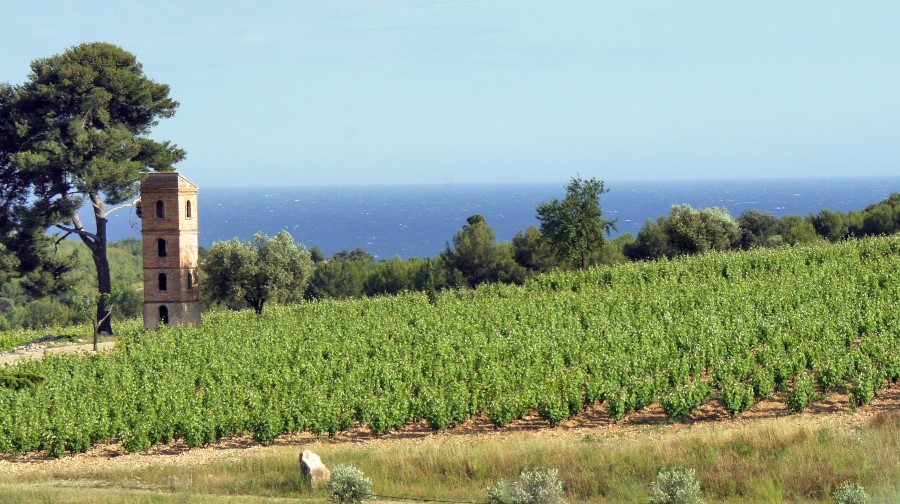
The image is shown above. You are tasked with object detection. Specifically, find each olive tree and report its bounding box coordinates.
[663,205,739,255]
[202,231,314,315]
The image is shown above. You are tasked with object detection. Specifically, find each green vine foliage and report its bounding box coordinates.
[786,372,816,413]
[0,237,897,455]
[0,369,44,390]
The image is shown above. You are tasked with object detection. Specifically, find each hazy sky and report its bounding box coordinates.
[2,1,899,187]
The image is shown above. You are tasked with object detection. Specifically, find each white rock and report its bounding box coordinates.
[300,449,331,489]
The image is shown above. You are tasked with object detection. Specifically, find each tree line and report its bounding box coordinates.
[625,194,900,260]
[201,185,899,316]
[202,176,625,313]
[2,177,897,328]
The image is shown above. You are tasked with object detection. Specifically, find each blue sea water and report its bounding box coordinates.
[95,177,900,259]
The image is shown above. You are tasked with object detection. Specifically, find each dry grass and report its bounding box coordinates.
[0,485,310,504]
[1,410,897,503]
[311,411,900,503]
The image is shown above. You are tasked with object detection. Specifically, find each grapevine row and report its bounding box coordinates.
[0,236,897,456]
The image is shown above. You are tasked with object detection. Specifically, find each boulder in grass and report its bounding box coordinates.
[300,450,331,489]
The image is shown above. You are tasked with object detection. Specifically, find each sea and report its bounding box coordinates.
[92,177,900,260]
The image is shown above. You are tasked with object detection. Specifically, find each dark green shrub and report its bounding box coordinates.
[22,298,74,329]
[537,396,569,426]
[120,426,151,453]
[487,395,529,428]
[251,414,282,444]
[0,369,45,390]
[816,359,848,392]
[750,368,775,399]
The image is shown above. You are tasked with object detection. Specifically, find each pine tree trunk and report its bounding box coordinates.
[93,240,113,335]
[81,194,114,335]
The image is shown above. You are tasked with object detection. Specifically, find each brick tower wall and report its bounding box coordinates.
[140,172,201,330]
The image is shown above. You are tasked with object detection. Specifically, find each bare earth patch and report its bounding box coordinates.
[0,339,115,366]
[1,372,896,475]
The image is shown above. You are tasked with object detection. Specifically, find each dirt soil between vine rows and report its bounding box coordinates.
[0,340,898,475]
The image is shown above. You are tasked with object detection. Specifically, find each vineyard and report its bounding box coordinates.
[0,236,898,456]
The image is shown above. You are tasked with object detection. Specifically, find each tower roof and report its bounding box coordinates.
[140,172,198,191]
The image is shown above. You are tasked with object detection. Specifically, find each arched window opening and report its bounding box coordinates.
[187,272,194,290]
[186,200,192,219]
[157,238,167,257]
[155,200,165,218]
[158,273,168,291]
[158,305,169,326]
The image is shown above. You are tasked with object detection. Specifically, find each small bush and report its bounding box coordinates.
[848,363,883,409]
[537,397,569,425]
[487,467,567,504]
[251,413,282,444]
[120,425,151,453]
[786,372,815,412]
[606,389,632,420]
[720,381,754,417]
[750,367,775,399]
[816,359,847,391]
[327,464,373,504]
[662,381,710,420]
[648,467,705,504]
[832,482,869,504]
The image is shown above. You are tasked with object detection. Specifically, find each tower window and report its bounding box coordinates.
[157,238,167,257]
[186,200,192,219]
[187,272,194,290]
[158,273,168,291]
[155,200,165,218]
[159,305,169,325]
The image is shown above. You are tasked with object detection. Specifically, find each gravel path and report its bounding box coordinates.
[0,341,116,366]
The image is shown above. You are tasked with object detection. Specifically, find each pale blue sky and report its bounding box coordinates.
[2,1,899,187]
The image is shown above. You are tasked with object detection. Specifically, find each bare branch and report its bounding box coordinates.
[52,229,74,246]
[105,198,140,217]
[55,221,98,243]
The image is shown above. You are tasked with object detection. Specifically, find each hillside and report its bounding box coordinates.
[1,235,897,459]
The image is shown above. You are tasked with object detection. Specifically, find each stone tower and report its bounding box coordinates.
[140,172,201,329]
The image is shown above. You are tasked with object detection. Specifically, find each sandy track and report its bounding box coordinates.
[0,341,116,366]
